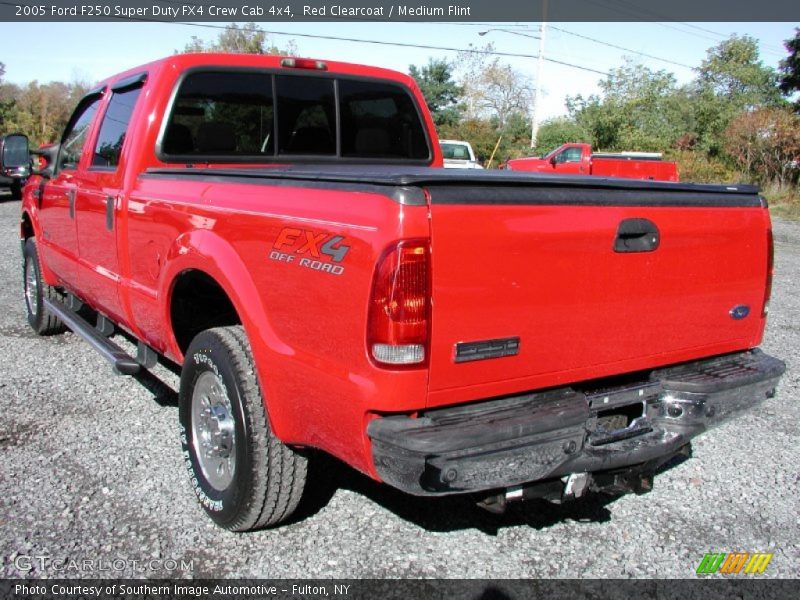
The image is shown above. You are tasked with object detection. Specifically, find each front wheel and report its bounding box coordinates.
[179,326,308,531]
[23,238,65,335]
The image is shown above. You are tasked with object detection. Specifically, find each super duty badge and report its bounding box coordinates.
[455,337,520,363]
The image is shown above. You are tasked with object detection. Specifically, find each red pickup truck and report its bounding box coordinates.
[19,53,784,530]
[505,142,680,182]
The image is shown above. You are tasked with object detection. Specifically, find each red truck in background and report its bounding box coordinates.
[18,53,784,531]
[505,142,680,182]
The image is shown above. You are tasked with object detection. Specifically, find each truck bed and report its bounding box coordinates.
[145,165,769,408]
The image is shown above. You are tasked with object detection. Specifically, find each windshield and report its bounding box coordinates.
[441,143,471,160]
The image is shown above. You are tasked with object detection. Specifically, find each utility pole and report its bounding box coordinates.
[530,0,548,149]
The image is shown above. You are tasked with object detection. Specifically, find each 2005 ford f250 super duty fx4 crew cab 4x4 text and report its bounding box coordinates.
[18,53,785,530]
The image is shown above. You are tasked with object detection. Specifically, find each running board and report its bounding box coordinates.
[43,298,141,375]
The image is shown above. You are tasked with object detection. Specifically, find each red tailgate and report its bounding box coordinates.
[426,195,769,407]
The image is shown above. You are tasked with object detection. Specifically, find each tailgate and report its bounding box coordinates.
[426,184,769,405]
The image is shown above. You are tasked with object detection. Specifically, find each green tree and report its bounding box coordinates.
[690,35,782,155]
[533,117,590,156]
[408,58,463,128]
[779,28,800,112]
[0,63,18,133]
[697,35,781,107]
[180,22,297,55]
[567,59,687,152]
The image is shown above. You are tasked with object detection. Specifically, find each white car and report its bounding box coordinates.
[440,140,483,169]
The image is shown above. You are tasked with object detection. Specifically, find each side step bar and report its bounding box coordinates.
[43,298,141,375]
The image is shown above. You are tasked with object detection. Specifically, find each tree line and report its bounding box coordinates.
[412,31,800,196]
[0,23,290,149]
[1,24,798,199]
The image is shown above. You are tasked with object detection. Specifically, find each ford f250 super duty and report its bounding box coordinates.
[18,53,785,530]
[505,142,679,182]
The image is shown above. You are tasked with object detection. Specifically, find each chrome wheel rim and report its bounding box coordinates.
[191,371,237,491]
[24,256,38,317]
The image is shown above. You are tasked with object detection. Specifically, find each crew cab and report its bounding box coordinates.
[505,142,679,182]
[19,54,784,530]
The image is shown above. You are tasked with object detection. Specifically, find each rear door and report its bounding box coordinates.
[74,77,145,323]
[37,91,104,286]
[426,184,769,405]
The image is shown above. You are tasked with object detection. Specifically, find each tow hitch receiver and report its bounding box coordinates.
[475,462,666,514]
[477,472,593,514]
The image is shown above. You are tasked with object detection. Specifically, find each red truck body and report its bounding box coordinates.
[505,142,680,182]
[19,53,784,530]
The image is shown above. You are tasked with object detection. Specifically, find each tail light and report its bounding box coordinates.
[368,240,430,366]
[763,227,774,318]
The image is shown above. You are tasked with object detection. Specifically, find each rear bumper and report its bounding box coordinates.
[367,349,785,496]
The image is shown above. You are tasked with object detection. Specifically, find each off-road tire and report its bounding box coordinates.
[23,238,66,335]
[179,325,308,531]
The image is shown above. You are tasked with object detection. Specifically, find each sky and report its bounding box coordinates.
[0,20,795,123]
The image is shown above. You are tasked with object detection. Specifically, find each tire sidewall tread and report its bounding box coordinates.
[23,238,65,336]
[179,325,307,531]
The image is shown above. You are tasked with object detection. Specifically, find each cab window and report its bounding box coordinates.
[58,94,103,171]
[276,75,335,155]
[339,79,428,159]
[160,69,431,162]
[162,71,275,157]
[441,143,470,160]
[91,85,143,168]
[554,147,583,164]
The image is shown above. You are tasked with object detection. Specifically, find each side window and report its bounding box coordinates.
[58,94,103,171]
[162,71,274,157]
[91,86,143,168]
[276,76,336,155]
[556,147,582,163]
[339,79,429,159]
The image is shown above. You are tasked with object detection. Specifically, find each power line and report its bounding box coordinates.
[548,25,694,69]
[174,20,611,75]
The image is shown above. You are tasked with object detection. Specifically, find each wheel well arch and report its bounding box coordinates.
[21,211,34,240]
[169,269,241,355]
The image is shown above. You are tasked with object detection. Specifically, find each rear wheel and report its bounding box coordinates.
[179,325,308,531]
[23,238,65,335]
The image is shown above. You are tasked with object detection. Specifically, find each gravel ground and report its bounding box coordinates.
[0,195,798,580]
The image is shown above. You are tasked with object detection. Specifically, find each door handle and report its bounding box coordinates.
[105,195,115,231]
[67,189,76,219]
[614,218,660,253]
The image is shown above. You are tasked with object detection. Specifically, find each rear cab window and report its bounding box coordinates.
[159,69,430,163]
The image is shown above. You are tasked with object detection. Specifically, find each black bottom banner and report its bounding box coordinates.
[1,579,797,600]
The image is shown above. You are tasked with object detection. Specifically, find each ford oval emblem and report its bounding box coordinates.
[730,305,751,320]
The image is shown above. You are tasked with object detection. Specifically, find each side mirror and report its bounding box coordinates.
[0,133,31,177]
[31,143,59,179]
[549,155,558,166]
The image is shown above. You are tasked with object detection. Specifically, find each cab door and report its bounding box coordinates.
[551,145,587,175]
[37,91,104,286]
[74,77,146,323]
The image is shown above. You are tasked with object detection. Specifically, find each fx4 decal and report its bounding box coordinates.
[269,227,351,276]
